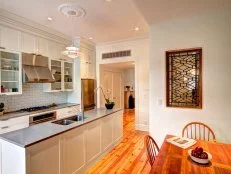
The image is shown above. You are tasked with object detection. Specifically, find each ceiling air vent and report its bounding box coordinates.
[102,50,131,59]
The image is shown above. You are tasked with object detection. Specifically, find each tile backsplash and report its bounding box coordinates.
[0,83,67,112]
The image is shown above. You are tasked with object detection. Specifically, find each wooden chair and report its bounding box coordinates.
[182,122,216,142]
[144,135,159,166]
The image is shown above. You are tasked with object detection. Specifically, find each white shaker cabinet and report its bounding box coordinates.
[113,111,123,142]
[85,120,101,162]
[101,114,114,151]
[0,116,29,134]
[48,40,65,60]
[21,33,37,54]
[37,37,48,56]
[26,136,60,174]
[21,33,48,56]
[80,47,95,79]
[0,26,21,51]
[60,126,85,174]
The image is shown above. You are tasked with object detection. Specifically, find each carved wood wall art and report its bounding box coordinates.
[166,48,202,108]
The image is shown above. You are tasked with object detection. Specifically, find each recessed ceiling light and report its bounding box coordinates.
[89,37,93,40]
[134,27,140,31]
[105,0,112,2]
[48,17,53,21]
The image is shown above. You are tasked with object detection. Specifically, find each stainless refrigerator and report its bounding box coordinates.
[81,79,95,111]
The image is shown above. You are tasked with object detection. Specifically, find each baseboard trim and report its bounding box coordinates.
[136,124,149,132]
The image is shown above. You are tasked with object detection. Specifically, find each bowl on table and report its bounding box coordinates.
[188,147,212,164]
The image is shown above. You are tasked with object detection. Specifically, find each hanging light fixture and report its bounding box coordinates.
[58,3,86,59]
[62,40,80,58]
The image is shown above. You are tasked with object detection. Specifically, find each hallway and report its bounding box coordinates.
[88,110,150,174]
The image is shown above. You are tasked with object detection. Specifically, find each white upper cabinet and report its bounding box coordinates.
[0,27,21,51]
[48,40,65,60]
[21,32,37,53]
[80,47,95,79]
[37,37,48,56]
[21,33,48,56]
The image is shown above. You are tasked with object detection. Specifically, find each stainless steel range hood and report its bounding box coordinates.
[22,53,55,83]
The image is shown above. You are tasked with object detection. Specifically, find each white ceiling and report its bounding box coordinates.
[132,0,231,25]
[0,0,149,44]
[1,0,230,44]
[101,61,135,70]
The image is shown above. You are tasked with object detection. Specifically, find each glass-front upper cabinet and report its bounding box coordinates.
[0,49,22,95]
[64,62,73,91]
[51,60,62,91]
[43,59,74,92]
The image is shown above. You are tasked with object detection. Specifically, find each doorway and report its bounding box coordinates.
[99,61,135,111]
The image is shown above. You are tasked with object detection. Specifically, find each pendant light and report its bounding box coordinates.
[62,40,79,58]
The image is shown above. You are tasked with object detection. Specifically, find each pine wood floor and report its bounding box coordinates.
[87,109,151,174]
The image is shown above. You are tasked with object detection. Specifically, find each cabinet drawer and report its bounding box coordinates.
[0,121,29,134]
[0,116,29,127]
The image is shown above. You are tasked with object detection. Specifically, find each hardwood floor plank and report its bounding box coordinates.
[87,109,150,174]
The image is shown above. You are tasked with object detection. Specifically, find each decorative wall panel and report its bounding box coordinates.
[166,48,202,108]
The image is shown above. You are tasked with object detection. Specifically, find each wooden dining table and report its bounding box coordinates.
[150,135,231,174]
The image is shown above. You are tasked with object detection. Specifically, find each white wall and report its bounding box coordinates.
[149,9,231,146]
[96,38,149,131]
[124,68,135,89]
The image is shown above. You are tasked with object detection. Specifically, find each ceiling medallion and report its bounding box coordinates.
[58,3,86,18]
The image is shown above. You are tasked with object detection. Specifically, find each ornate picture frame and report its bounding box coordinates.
[166,48,202,109]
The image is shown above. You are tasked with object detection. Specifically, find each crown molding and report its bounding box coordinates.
[0,8,71,44]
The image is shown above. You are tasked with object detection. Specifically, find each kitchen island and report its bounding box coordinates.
[0,108,123,174]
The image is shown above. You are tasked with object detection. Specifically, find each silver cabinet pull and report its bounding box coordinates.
[1,126,9,129]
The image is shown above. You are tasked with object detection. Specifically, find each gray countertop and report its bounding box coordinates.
[0,103,80,121]
[0,108,122,148]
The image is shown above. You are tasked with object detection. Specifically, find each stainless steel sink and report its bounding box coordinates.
[52,115,88,126]
[52,119,75,125]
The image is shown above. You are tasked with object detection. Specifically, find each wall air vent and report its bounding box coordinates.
[102,50,131,59]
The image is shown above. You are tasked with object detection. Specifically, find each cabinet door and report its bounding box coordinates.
[21,33,37,53]
[37,37,48,56]
[0,49,22,95]
[48,41,63,60]
[113,111,123,142]
[26,136,60,174]
[64,61,74,91]
[101,115,113,151]
[86,120,101,162]
[88,50,95,79]
[80,48,88,78]
[61,126,85,174]
[0,121,29,134]
[0,27,21,51]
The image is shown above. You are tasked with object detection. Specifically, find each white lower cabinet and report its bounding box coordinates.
[0,116,29,134]
[101,115,113,151]
[26,136,60,174]
[0,111,123,174]
[61,126,85,174]
[113,111,123,142]
[86,120,101,162]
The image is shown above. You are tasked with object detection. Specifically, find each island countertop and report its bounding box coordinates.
[0,108,123,148]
